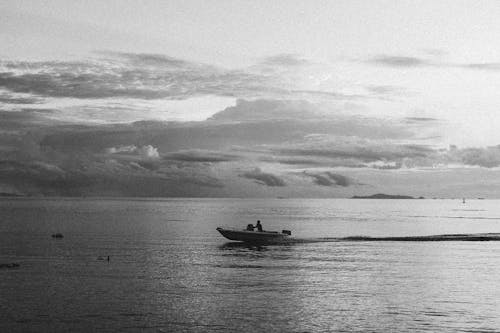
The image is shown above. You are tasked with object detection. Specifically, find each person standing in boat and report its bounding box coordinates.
[256,220,263,232]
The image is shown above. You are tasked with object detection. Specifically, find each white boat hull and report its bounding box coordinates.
[216,227,291,243]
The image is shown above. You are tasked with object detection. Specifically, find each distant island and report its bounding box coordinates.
[351,193,424,199]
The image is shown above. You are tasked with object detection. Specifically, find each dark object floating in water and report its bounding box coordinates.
[352,193,417,199]
[0,263,20,269]
[216,227,292,244]
[97,256,110,261]
[51,233,64,238]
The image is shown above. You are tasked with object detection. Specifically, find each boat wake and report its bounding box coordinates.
[269,233,500,244]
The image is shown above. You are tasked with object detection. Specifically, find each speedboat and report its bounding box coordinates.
[216,227,292,244]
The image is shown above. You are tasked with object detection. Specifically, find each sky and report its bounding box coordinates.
[2,0,500,197]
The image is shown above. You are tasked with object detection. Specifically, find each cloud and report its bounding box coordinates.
[164,149,239,163]
[258,54,310,67]
[0,54,246,100]
[32,99,438,182]
[208,98,320,122]
[100,51,196,69]
[277,143,434,165]
[0,52,373,105]
[366,161,402,169]
[369,55,428,67]
[105,144,159,159]
[1,90,497,197]
[274,158,323,166]
[461,63,500,71]
[420,48,448,57]
[453,147,500,168]
[0,71,184,100]
[405,117,439,123]
[105,145,137,154]
[52,100,419,154]
[156,166,224,189]
[137,145,159,159]
[276,143,500,170]
[307,172,334,186]
[0,109,59,132]
[366,53,500,73]
[0,153,225,196]
[240,168,286,186]
[7,45,500,198]
[0,92,41,104]
[0,160,77,196]
[325,172,352,187]
[303,171,353,187]
[0,99,498,198]
[365,85,405,95]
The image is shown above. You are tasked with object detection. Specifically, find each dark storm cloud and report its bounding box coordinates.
[240,168,286,186]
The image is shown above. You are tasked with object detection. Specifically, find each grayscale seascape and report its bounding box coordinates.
[2,198,500,332]
[3,1,500,332]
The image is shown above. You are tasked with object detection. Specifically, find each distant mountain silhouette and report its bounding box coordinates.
[351,193,421,199]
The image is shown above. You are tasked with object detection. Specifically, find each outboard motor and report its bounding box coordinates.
[282,230,291,235]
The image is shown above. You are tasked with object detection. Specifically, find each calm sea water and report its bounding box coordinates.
[1,198,500,332]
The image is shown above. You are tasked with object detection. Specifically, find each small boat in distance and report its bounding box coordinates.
[216,227,292,244]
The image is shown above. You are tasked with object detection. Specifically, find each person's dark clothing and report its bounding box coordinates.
[256,221,263,232]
